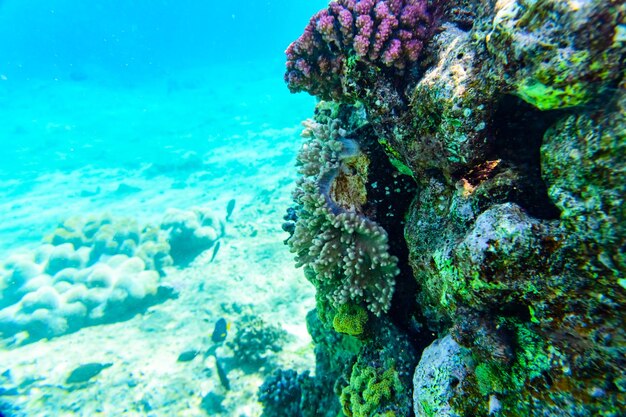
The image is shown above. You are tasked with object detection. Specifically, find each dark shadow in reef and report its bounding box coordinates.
[358,125,435,352]
[486,95,564,220]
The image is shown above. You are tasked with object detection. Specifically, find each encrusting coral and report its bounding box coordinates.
[332,302,369,336]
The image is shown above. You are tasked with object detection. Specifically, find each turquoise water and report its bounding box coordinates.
[0,1,326,415]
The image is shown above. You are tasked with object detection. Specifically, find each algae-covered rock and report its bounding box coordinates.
[541,84,626,277]
[283,0,626,415]
[403,24,498,179]
[486,0,625,110]
[413,335,471,417]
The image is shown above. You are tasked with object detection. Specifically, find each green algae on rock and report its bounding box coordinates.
[485,0,625,110]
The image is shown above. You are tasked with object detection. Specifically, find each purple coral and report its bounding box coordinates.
[285,0,436,100]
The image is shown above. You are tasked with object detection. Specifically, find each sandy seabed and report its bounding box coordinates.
[0,61,317,417]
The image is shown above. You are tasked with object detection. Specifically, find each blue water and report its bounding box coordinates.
[0,0,324,81]
[0,0,326,247]
[0,1,325,415]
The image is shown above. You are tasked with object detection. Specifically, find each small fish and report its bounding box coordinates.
[177,350,200,362]
[211,318,230,343]
[225,199,236,221]
[66,362,112,384]
[214,352,230,390]
[209,241,221,263]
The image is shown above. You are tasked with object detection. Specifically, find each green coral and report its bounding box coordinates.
[332,303,368,337]
[341,363,403,417]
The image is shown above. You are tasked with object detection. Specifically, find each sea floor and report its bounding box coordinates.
[0,60,317,417]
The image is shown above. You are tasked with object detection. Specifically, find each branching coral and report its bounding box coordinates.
[227,315,288,367]
[258,369,308,417]
[285,0,438,101]
[289,114,399,316]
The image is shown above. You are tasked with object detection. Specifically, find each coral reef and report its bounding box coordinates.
[280,0,626,415]
[338,317,417,417]
[285,0,440,101]
[259,310,417,417]
[259,310,357,417]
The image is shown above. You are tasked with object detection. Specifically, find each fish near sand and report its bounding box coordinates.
[66,362,113,384]
[207,318,231,390]
[214,356,231,390]
[225,199,236,222]
[211,318,229,343]
[209,241,221,263]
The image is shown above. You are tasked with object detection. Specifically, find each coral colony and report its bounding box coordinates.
[285,0,436,101]
[268,0,626,416]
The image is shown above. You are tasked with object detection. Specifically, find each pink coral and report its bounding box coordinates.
[285,0,438,101]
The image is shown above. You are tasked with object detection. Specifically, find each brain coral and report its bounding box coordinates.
[289,113,399,316]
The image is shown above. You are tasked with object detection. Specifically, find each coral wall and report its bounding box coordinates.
[270,0,626,415]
